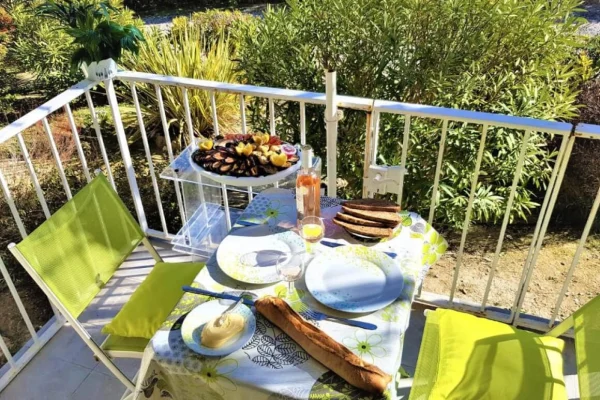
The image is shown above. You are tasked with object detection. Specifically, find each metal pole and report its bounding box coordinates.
[325,70,338,197]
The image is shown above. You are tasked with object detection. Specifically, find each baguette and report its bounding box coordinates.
[333,218,393,238]
[336,212,388,228]
[343,199,400,212]
[255,296,391,394]
[342,206,401,225]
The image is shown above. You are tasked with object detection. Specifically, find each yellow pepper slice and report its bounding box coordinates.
[270,153,287,167]
[199,140,213,151]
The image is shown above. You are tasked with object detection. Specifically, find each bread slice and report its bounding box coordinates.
[342,199,400,212]
[333,218,393,238]
[335,212,388,228]
[341,206,401,225]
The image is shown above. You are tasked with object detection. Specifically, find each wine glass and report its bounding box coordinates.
[299,216,325,254]
[275,251,306,300]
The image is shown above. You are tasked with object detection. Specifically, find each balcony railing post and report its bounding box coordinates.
[511,135,575,325]
[325,70,338,197]
[105,78,148,232]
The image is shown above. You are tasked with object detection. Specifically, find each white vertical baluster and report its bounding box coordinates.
[481,130,532,310]
[182,86,206,205]
[210,91,219,137]
[511,136,575,325]
[240,95,247,135]
[17,133,51,219]
[0,258,39,342]
[131,82,168,234]
[240,95,253,201]
[550,179,600,326]
[182,88,195,146]
[512,137,568,320]
[325,71,338,197]
[397,115,411,205]
[85,90,115,189]
[105,78,148,232]
[362,111,374,198]
[0,169,26,238]
[363,110,381,199]
[64,103,91,182]
[210,91,233,222]
[428,120,449,224]
[221,183,232,231]
[269,98,276,136]
[155,84,186,225]
[0,334,15,368]
[371,111,381,167]
[41,117,72,199]
[300,102,306,145]
[449,124,488,303]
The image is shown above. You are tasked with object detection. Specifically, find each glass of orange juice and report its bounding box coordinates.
[299,216,325,254]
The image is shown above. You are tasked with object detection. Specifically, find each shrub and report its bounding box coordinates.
[239,0,586,227]
[172,10,257,50]
[7,0,141,93]
[585,35,600,74]
[37,0,145,70]
[554,78,600,232]
[120,25,241,146]
[0,6,13,32]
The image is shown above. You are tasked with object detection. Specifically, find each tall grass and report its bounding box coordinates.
[120,26,242,145]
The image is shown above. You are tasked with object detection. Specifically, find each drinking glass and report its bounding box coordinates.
[276,251,306,300]
[298,216,325,254]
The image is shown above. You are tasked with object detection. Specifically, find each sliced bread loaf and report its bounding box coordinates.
[335,212,388,228]
[333,218,393,238]
[341,206,401,225]
[342,199,400,212]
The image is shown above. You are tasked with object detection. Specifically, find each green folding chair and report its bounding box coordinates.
[408,295,600,400]
[8,174,204,394]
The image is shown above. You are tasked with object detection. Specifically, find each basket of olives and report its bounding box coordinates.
[189,133,301,187]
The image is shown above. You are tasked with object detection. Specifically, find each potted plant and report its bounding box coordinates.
[37,0,144,80]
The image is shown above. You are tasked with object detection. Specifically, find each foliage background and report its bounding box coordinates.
[239,0,590,228]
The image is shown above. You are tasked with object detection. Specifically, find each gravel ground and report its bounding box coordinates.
[577,2,600,36]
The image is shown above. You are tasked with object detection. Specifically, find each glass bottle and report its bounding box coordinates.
[296,145,321,222]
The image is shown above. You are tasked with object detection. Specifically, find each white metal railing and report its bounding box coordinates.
[0,70,599,390]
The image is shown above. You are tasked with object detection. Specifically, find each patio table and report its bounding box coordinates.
[133,190,447,400]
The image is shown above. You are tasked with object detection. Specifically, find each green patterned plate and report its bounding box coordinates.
[305,245,404,313]
[216,225,305,284]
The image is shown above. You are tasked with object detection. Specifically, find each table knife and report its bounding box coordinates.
[182,286,377,330]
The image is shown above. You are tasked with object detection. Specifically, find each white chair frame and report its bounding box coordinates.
[8,237,163,394]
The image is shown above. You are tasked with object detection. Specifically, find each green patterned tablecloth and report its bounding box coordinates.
[134,190,447,400]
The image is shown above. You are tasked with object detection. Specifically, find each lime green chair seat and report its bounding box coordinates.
[102,335,150,356]
[409,309,566,400]
[410,293,600,400]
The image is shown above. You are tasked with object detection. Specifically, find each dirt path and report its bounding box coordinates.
[423,226,600,322]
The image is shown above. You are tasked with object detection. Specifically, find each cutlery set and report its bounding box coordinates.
[182,286,377,330]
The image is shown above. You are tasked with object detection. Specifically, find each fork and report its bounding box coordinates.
[298,306,377,330]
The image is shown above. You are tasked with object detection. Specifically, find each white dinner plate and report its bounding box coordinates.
[216,225,306,284]
[181,300,256,357]
[305,245,404,313]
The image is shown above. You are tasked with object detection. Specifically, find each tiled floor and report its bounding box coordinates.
[0,241,580,399]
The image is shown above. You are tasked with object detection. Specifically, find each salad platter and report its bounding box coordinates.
[190,133,301,186]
